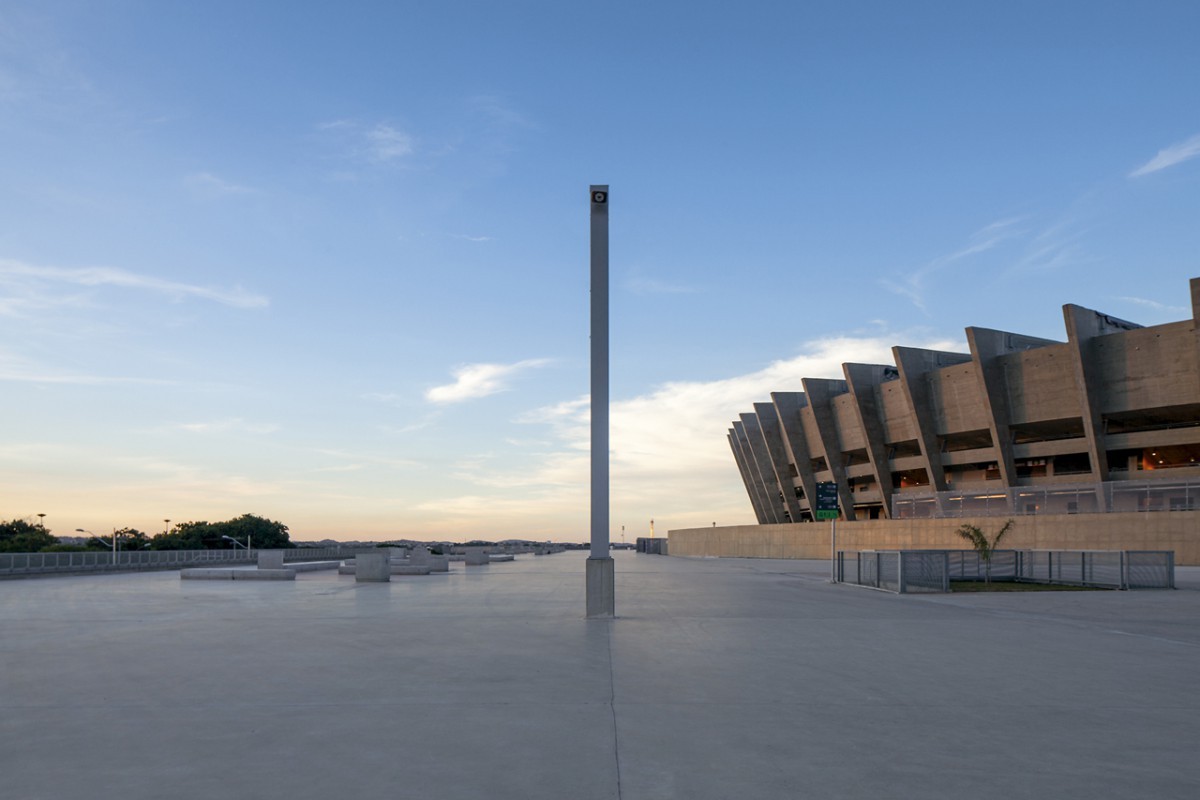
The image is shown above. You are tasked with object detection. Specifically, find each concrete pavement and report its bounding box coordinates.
[2,551,1198,799]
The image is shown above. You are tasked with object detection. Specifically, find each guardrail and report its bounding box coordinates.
[836,549,1175,593]
[0,547,373,578]
[893,477,1200,519]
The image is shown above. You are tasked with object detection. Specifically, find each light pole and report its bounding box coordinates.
[163,519,170,535]
[221,535,250,551]
[37,513,46,528]
[77,528,116,565]
[586,183,615,617]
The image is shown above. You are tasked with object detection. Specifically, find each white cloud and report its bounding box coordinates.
[184,172,255,195]
[426,358,553,404]
[1117,296,1188,316]
[624,276,700,295]
[176,418,280,435]
[365,123,414,161]
[0,348,175,385]
[0,258,269,309]
[881,218,1024,313]
[445,332,965,528]
[1129,133,1200,178]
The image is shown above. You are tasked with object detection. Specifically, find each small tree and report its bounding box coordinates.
[0,518,59,553]
[956,519,1014,584]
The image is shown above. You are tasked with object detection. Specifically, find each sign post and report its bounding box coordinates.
[815,482,839,581]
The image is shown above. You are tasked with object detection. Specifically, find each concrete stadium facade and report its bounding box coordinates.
[722,277,1200,545]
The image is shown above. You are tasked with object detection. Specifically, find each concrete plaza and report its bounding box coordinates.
[2,551,1198,799]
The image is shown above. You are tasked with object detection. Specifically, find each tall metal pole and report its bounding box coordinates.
[587,184,615,617]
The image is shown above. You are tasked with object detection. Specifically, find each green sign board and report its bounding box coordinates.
[815,481,839,521]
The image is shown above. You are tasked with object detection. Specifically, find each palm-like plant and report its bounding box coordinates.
[956,519,1014,584]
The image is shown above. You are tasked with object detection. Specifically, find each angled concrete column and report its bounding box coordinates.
[842,364,899,518]
[800,378,857,522]
[740,413,785,523]
[754,401,804,523]
[966,327,1059,488]
[771,392,819,521]
[1192,278,1200,397]
[892,346,972,494]
[734,419,778,523]
[729,430,770,524]
[1063,304,1142,487]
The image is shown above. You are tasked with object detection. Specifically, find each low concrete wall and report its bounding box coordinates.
[669,510,1200,565]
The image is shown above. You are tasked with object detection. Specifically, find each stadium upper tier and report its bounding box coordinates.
[732,278,1200,523]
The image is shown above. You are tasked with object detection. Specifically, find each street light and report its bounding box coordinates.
[163,519,170,535]
[77,528,117,565]
[221,535,251,551]
[37,513,46,528]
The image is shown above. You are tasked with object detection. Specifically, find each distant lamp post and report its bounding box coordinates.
[37,513,46,528]
[163,519,170,535]
[221,535,251,552]
[78,527,117,565]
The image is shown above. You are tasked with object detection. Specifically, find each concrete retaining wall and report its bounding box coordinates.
[669,510,1200,565]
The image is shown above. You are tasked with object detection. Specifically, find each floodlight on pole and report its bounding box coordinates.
[586,184,615,618]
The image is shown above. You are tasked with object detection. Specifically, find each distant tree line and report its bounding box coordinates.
[0,514,292,553]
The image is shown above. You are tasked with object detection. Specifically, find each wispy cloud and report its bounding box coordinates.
[318,119,416,166]
[439,331,964,530]
[426,358,554,404]
[468,95,535,130]
[1117,296,1188,316]
[881,218,1024,312]
[365,123,413,161]
[0,258,269,309]
[0,347,174,386]
[624,276,701,295]
[453,234,494,243]
[184,172,256,195]
[176,418,280,435]
[313,448,422,470]
[1129,133,1200,178]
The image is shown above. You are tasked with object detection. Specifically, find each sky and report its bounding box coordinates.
[2,1,1199,543]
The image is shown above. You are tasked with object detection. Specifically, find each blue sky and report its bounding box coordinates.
[2,1,1199,542]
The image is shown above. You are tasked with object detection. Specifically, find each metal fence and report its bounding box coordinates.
[892,477,1200,519]
[836,550,950,593]
[837,549,1175,592]
[948,550,1018,581]
[1014,549,1175,590]
[0,547,371,577]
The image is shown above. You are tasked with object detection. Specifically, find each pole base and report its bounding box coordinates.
[586,557,615,618]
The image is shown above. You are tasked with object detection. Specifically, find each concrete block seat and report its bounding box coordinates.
[289,561,341,572]
[181,568,296,581]
[487,554,515,562]
[338,560,432,577]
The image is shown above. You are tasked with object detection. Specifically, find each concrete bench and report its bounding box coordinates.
[289,561,341,572]
[181,568,296,581]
